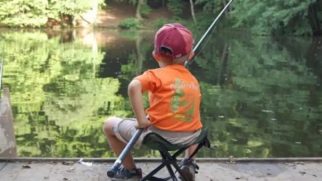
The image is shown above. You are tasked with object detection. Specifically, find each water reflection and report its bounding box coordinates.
[0,28,321,158]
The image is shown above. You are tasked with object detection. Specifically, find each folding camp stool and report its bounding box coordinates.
[141,129,210,181]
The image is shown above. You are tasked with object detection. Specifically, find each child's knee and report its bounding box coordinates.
[102,116,121,134]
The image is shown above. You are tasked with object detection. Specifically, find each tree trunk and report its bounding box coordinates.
[308,1,322,36]
[217,44,229,86]
[162,0,166,7]
[135,33,144,74]
[306,38,322,80]
[136,0,144,20]
[90,0,99,25]
[189,0,196,24]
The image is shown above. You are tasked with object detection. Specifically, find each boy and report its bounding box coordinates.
[103,23,202,181]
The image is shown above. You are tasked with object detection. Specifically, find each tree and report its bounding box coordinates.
[231,0,322,36]
[0,0,105,27]
[308,0,322,36]
[136,0,144,20]
[193,30,322,157]
[0,30,130,157]
[115,0,151,20]
[189,0,197,23]
[0,0,48,27]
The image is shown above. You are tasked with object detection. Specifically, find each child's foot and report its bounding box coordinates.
[179,158,199,181]
[109,166,142,181]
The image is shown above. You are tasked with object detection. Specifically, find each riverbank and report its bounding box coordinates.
[96,1,171,29]
[0,0,172,30]
[1,158,322,181]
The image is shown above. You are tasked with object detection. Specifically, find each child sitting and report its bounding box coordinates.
[103,23,203,181]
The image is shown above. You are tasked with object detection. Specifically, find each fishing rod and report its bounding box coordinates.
[107,0,233,177]
[187,0,233,66]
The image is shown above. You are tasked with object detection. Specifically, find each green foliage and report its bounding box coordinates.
[0,0,48,27]
[48,0,97,16]
[231,0,317,35]
[0,0,105,27]
[193,0,322,36]
[118,18,141,30]
[140,2,152,17]
[0,30,130,157]
[153,18,168,29]
[1,0,320,36]
[194,30,322,157]
[195,0,223,14]
[167,0,183,18]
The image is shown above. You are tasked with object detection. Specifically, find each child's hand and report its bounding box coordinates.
[136,118,151,129]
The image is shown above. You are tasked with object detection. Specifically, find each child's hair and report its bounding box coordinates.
[153,23,194,63]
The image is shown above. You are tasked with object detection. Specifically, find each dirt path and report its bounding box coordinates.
[96,1,172,28]
[96,1,135,28]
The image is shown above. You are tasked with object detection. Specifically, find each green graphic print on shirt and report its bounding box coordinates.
[170,78,195,122]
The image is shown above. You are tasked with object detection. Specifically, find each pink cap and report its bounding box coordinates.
[154,23,193,59]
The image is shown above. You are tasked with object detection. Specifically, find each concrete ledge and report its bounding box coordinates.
[1,157,322,181]
[0,88,17,157]
[1,157,322,162]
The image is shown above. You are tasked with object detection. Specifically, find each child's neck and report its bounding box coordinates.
[158,61,184,68]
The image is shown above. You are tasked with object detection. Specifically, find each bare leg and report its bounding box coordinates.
[185,144,198,159]
[182,144,198,181]
[103,117,136,170]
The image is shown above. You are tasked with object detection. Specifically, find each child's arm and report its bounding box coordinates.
[128,79,151,128]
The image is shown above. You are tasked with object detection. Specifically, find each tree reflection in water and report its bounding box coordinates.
[0,29,321,158]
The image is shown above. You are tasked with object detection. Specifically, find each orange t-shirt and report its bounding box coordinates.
[135,64,202,132]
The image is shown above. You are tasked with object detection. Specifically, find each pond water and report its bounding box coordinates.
[0,28,321,158]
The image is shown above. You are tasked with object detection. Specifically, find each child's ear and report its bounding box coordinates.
[152,51,161,62]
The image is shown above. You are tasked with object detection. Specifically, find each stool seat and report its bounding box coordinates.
[141,129,210,181]
[142,129,209,151]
